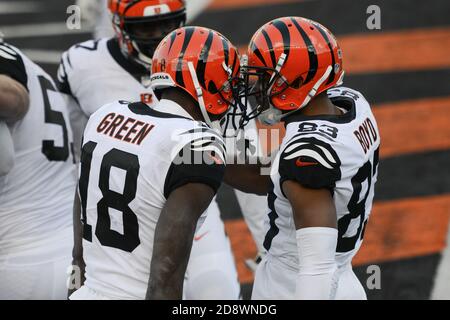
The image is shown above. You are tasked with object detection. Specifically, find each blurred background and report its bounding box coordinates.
[1,0,449,299]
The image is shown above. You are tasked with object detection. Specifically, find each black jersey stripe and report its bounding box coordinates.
[263,181,279,251]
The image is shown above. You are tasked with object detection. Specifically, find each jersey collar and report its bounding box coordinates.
[152,99,194,120]
[283,95,357,126]
[107,38,148,83]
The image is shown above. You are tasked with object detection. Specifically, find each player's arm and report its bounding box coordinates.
[0,43,30,122]
[147,133,226,299]
[69,188,86,297]
[0,44,30,175]
[279,137,342,299]
[283,181,338,299]
[147,182,215,299]
[0,121,15,176]
[223,127,275,195]
[0,75,29,121]
[224,160,271,195]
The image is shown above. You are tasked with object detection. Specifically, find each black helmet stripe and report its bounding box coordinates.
[231,49,238,74]
[250,40,268,67]
[168,30,177,53]
[196,29,214,89]
[176,26,195,88]
[272,20,291,60]
[290,18,318,84]
[314,23,336,85]
[221,37,230,67]
[261,29,277,68]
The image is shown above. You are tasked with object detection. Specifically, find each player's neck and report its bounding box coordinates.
[300,92,342,117]
[160,88,204,121]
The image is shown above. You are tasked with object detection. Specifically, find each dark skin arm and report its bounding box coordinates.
[282,180,337,229]
[224,163,271,195]
[0,75,29,122]
[69,189,86,297]
[146,182,215,300]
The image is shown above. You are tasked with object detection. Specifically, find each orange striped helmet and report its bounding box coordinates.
[108,0,186,67]
[150,26,242,132]
[244,17,344,124]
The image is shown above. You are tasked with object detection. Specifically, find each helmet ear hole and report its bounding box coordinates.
[208,81,219,94]
[291,76,303,89]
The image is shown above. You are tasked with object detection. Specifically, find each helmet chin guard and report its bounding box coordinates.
[187,61,223,133]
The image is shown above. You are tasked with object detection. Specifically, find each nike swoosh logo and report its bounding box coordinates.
[295,158,318,167]
[194,231,209,241]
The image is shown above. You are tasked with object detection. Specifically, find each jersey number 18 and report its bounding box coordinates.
[79,141,141,253]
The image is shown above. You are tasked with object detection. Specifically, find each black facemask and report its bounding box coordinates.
[123,12,186,60]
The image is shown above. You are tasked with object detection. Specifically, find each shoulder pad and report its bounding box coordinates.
[279,136,341,189]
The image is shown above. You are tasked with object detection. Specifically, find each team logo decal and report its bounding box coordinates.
[283,136,341,170]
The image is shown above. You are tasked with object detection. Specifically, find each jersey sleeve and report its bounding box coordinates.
[279,136,341,190]
[0,42,28,91]
[56,50,74,97]
[163,126,226,198]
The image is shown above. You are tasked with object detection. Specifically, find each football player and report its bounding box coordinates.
[0,41,77,299]
[226,17,380,299]
[69,26,241,299]
[58,0,265,299]
[74,0,212,39]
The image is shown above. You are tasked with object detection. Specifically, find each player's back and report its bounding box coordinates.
[264,87,380,269]
[0,43,76,248]
[79,99,226,299]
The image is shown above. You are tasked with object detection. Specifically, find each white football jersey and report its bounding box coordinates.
[79,99,226,299]
[57,38,157,157]
[0,42,77,249]
[263,87,380,269]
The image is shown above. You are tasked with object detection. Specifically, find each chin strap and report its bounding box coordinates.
[268,53,287,92]
[258,65,334,125]
[187,61,222,133]
[279,65,333,120]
